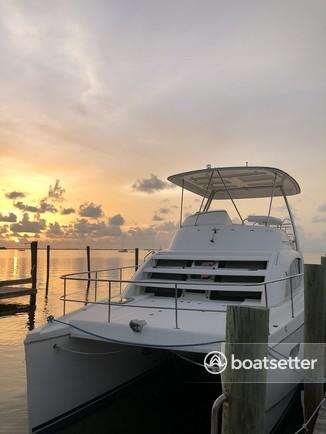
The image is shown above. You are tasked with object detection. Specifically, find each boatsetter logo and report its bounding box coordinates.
[204,350,318,375]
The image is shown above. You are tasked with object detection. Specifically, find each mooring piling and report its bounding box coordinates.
[221,305,269,434]
[304,261,326,427]
[134,247,139,271]
[45,245,50,297]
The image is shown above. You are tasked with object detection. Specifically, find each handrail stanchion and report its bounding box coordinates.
[108,281,112,323]
[175,283,179,329]
[119,268,122,294]
[63,278,67,315]
[289,276,294,318]
[264,283,268,308]
[94,271,98,302]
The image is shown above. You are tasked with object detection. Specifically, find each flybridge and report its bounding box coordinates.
[167,166,301,251]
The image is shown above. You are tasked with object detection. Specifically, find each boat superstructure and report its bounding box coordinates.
[25,166,304,433]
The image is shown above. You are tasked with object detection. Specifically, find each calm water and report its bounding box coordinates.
[0,249,142,434]
[0,249,323,434]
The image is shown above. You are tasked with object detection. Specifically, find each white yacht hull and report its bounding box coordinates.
[25,330,167,432]
[25,324,303,433]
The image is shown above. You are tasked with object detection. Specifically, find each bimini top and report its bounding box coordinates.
[167,166,300,199]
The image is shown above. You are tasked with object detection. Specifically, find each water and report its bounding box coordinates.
[0,248,139,434]
[0,249,323,434]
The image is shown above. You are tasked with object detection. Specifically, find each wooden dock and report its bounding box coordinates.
[0,241,37,300]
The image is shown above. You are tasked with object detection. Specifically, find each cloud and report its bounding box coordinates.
[132,174,174,194]
[312,215,326,223]
[108,214,125,226]
[48,179,65,201]
[73,218,121,237]
[152,214,163,221]
[0,212,17,222]
[79,202,103,218]
[318,203,326,212]
[159,207,170,214]
[13,199,57,213]
[46,222,65,237]
[61,207,75,215]
[0,225,9,236]
[5,191,25,199]
[10,213,46,233]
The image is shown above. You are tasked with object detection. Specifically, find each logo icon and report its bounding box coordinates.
[204,351,228,375]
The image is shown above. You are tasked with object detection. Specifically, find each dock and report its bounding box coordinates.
[0,241,37,300]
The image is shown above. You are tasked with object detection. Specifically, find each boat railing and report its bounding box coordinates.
[59,266,304,328]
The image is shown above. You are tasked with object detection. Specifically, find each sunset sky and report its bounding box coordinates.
[0,0,325,251]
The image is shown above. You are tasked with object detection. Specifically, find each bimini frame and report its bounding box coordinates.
[169,166,301,251]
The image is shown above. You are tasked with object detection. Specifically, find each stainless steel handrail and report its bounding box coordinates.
[211,393,228,434]
[60,269,303,328]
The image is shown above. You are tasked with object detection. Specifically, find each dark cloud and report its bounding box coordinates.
[318,203,326,212]
[0,225,9,236]
[46,222,65,237]
[132,174,174,194]
[10,213,46,234]
[152,214,163,221]
[61,207,75,215]
[159,207,170,214]
[73,219,121,237]
[13,200,57,213]
[48,179,65,201]
[0,212,17,222]
[79,202,103,219]
[108,214,125,226]
[5,191,25,199]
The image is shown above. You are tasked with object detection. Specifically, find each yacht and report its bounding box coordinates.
[25,166,304,433]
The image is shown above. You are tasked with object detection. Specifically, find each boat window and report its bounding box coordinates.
[214,275,265,283]
[210,290,261,301]
[218,261,267,270]
[190,274,214,281]
[156,259,193,267]
[194,260,217,267]
[145,287,182,297]
[150,272,187,281]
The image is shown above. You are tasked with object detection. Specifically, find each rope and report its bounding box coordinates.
[47,316,225,349]
[53,343,128,356]
[292,397,326,434]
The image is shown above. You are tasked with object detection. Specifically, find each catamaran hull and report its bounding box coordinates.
[25,332,167,433]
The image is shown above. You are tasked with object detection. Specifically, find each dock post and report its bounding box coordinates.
[304,263,326,426]
[221,305,269,434]
[30,241,38,291]
[135,247,139,271]
[30,241,38,307]
[45,245,50,297]
[86,245,91,287]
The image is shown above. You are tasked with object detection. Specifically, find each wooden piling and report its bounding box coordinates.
[304,263,326,427]
[135,247,139,271]
[86,245,91,291]
[30,241,37,291]
[221,305,269,434]
[45,245,50,297]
